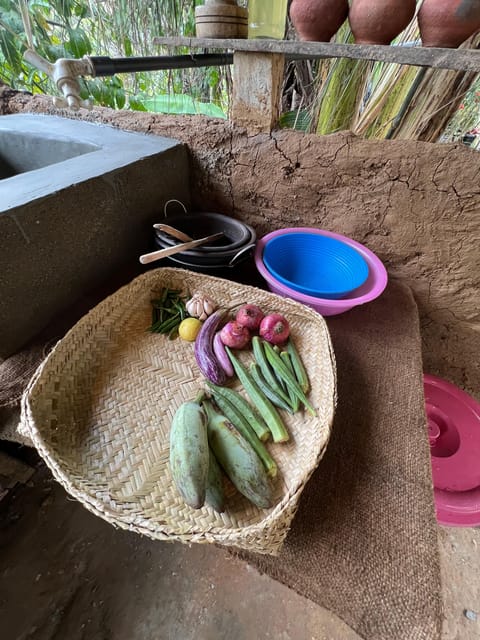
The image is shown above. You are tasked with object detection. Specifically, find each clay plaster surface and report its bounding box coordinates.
[2,89,479,400]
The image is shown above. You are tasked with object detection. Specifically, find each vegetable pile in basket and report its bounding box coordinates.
[148,288,217,341]
[154,293,316,513]
[148,288,189,339]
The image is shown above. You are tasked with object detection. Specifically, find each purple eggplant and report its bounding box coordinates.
[194,309,228,385]
[213,331,234,378]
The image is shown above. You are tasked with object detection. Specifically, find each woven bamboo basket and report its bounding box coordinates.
[19,268,336,555]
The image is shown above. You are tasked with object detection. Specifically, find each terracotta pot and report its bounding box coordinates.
[289,0,349,42]
[418,0,480,48]
[348,0,416,45]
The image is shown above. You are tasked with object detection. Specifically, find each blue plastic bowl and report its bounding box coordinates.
[262,232,369,299]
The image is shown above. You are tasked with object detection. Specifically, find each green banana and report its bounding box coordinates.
[169,395,209,509]
[205,447,226,513]
[203,400,274,509]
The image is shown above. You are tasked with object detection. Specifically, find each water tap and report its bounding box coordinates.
[24,49,95,111]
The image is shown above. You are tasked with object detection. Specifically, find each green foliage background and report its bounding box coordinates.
[0,0,228,116]
[0,1,478,140]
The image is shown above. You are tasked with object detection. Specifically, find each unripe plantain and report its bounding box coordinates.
[169,397,209,509]
[205,447,226,513]
[203,400,274,509]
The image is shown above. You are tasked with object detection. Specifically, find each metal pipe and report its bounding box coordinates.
[88,54,234,76]
[24,49,313,111]
[87,53,316,77]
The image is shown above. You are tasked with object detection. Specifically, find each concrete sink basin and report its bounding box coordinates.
[0,114,190,358]
[0,126,98,181]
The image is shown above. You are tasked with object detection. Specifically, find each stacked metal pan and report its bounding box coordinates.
[153,211,256,273]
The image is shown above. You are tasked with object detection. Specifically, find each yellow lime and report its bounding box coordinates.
[178,317,203,342]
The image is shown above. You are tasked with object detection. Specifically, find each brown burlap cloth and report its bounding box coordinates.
[1,275,441,639]
[235,280,442,640]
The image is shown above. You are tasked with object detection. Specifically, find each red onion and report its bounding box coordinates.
[259,313,290,345]
[213,331,234,377]
[235,304,265,331]
[220,320,251,349]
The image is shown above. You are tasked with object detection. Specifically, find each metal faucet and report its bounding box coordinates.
[23,49,94,111]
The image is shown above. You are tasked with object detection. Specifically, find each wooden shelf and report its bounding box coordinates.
[153,36,480,73]
[153,36,479,132]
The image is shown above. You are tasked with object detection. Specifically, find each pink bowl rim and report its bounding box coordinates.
[254,227,388,308]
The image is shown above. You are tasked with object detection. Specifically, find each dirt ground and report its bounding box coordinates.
[0,452,479,640]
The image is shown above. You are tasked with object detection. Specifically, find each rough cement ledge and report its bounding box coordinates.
[0,106,190,357]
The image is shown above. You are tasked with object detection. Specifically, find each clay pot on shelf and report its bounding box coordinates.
[348,0,416,45]
[289,0,349,42]
[418,0,480,48]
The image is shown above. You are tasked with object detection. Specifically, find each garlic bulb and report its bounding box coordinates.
[186,292,217,321]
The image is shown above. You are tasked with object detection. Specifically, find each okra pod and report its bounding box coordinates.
[251,337,292,407]
[210,391,277,477]
[206,382,270,441]
[263,342,316,416]
[158,315,181,333]
[280,352,300,412]
[271,345,288,395]
[249,363,294,414]
[226,348,290,443]
[286,337,310,393]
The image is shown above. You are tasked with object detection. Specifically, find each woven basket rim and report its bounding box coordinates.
[20,267,337,554]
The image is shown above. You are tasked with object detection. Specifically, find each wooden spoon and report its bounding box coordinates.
[152,223,193,243]
[139,232,224,265]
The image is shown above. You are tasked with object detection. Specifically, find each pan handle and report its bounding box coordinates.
[163,199,188,218]
[228,243,256,267]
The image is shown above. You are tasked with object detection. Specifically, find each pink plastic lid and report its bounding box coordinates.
[424,373,480,527]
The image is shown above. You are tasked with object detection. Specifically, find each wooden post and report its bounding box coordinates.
[231,51,285,133]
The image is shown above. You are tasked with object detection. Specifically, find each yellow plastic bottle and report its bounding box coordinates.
[247,0,288,39]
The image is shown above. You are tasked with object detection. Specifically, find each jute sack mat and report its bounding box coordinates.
[0,344,50,446]
[235,280,442,640]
